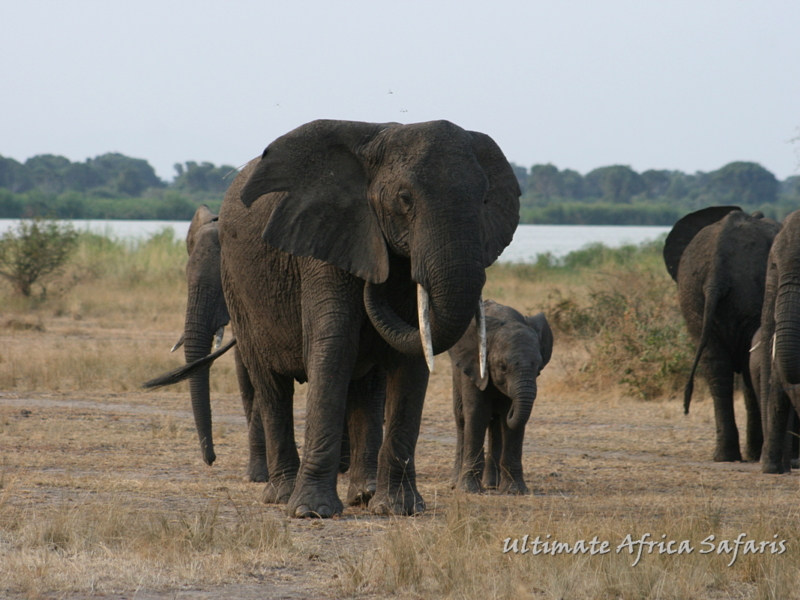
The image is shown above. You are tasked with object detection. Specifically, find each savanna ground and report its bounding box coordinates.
[0,231,798,600]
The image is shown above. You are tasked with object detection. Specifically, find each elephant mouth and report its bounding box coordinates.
[364,282,487,372]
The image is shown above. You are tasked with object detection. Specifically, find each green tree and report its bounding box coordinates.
[705,161,778,204]
[0,219,78,296]
[585,165,646,203]
[527,164,562,199]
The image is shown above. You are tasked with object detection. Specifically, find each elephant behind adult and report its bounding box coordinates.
[219,119,520,517]
[158,205,268,481]
[449,300,553,494]
[755,210,800,473]
[664,206,780,462]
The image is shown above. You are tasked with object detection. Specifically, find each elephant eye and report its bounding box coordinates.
[397,190,414,213]
[498,362,508,373]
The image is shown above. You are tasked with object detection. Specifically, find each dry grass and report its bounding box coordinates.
[0,236,798,599]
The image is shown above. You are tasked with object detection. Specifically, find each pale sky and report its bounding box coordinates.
[2,1,799,182]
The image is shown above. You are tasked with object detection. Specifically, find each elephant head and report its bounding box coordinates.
[450,300,553,429]
[180,205,230,466]
[237,119,521,365]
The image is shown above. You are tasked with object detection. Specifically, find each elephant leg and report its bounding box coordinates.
[451,370,465,489]
[497,419,528,495]
[702,350,742,462]
[790,408,800,468]
[345,366,385,506]
[286,273,362,518]
[741,369,763,462]
[457,380,491,494]
[255,369,299,504]
[762,383,792,474]
[370,356,429,515]
[482,415,502,489]
[339,420,351,474]
[235,349,268,483]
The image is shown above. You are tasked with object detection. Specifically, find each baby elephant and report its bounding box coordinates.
[449,300,553,494]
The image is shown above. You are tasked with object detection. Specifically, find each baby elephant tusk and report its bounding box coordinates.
[171,333,185,353]
[477,298,487,380]
[214,327,225,350]
[417,284,434,372]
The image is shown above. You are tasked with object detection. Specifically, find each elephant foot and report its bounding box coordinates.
[286,482,344,518]
[346,479,376,506]
[247,458,269,483]
[744,443,762,463]
[761,461,785,474]
[370,485,425,516]
[791,458,800,470]
[456,472,483,494]
[261,476,295,504]
[498,477,529,495]
[713,445,742,462]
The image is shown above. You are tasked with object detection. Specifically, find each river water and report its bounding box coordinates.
[0,219,671,262]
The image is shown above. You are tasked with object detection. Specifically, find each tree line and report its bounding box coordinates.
[1,151,798,224]
[0,153,237,220]
[512,161,800,224]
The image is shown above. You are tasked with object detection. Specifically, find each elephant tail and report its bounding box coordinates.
[684,285,721,414]
[143,338,237,390]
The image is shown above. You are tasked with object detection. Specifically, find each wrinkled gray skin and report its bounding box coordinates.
[754,209,800,473]
[748,327,800,473]
[175,206,267,481]
[664,206,780,462]
[449,300,552,494]
[164,205,355,484]
[217,119,519,518]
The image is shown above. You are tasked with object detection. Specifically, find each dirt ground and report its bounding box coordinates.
[1,327,799,599]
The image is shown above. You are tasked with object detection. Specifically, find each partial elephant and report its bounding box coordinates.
[154,206,268,481]
[753,210,800,473]
[202,119,519,518]
[147,205,355,485]
[663,206,780,462]
[748,326,800,472]
[449,300,552,494]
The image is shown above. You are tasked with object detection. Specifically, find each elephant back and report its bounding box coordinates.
[663,206,742,281]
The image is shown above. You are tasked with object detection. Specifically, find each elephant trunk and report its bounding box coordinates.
[364,219,485,360]
[507,380,537,430]
[184,284,229,466]
[774,281,800,386]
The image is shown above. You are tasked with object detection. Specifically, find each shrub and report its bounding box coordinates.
[0,218,78,297]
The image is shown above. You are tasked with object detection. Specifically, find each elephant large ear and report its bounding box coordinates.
[239,120,394,284]
[449,315,498,391]
[468,131,521,267]
[525,312,553,368]
[663,206,741,282]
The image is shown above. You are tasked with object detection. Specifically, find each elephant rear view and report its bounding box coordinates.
[664,206,780,462]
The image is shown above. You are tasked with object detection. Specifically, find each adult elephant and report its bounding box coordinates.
[755,210,800,473]
[218,119,519,517]
[664,206,780,462]
[449,300,552,494]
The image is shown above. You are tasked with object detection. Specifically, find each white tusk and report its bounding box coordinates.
[417,284,434,372]
[214,327,225,350]
[477,297,487,380]
[171,333,185,353]
[772,333,777,361]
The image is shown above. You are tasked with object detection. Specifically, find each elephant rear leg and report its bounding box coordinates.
[702,352,742,462]
[255,369,299,504]
[741,369,763,462]
[345,366,385,506]
[236,349,268,482]
[482,415,502,489]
